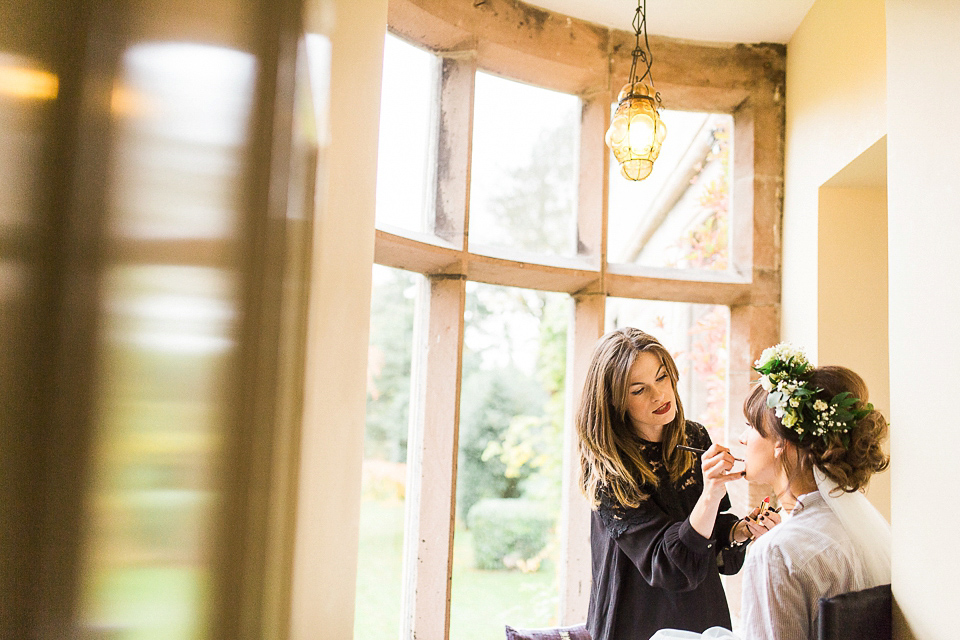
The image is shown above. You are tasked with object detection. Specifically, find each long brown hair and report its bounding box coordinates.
[577,328,694,509]
[743,365,889,495]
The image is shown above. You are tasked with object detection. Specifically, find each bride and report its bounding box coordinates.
[654,344,891,640]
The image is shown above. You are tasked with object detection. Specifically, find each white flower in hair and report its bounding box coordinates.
[753,342,875,446]
[755,342,808,370]
[756,346,777,368]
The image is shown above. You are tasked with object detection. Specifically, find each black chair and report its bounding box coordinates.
[817,583,891,640]
[504,623,590,640]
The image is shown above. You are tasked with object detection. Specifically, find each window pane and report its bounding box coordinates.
[606,298,730,444]
[375,35,438,232]
[354,265,419,638]
[608,111,733,273]
[450,283,569,638]
[469,72,579,257]
[78,42,255,638]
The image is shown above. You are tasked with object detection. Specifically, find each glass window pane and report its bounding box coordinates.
[354,265,419,638]
[606,298,730,445]
[608,111,734,273]
[78,42,254,638]
[450,283,569,638]
[375,35,438,233]
[469,72,579,257]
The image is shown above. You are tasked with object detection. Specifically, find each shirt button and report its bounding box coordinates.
[706,543,713,548]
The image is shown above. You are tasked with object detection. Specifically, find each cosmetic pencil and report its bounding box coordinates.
[674,444,744,462]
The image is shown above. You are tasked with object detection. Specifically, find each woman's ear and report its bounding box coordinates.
[774,440,786,459]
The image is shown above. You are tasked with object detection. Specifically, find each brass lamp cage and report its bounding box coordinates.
[605,0,667,181]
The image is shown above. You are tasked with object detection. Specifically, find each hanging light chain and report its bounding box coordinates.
[605,0,668,181]
[626,0,662,109]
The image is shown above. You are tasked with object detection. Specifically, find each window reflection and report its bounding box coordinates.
[78,42,253,638]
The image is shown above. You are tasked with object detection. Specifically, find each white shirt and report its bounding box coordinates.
[739,490,887,640]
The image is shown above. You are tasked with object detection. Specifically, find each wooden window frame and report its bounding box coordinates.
[376,0,784,634]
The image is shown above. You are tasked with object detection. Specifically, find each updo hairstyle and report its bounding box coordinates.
[743,365,889,492]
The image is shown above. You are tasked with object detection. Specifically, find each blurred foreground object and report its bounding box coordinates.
[0,0,326,637]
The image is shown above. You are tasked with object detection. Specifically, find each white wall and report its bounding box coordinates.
[783,0,887,354]
[290,0,387,638]
[784,0,891,517]
[886,1,960,637]
[817,167,890,521]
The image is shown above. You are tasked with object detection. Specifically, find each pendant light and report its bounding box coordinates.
[605,0,667,181]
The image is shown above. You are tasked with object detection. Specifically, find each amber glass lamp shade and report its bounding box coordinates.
[605,82,667,181]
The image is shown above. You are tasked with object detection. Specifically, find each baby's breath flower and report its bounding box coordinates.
[753,343,873,446]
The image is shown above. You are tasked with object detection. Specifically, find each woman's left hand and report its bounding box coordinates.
[743,501,781,539]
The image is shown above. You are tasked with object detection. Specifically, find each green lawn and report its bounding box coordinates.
[354,499,559,639]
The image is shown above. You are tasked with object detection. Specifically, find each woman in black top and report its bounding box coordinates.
[577,328,774,640]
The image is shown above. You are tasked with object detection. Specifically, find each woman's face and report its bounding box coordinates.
[738,419,780,484]
[624,351,677,441]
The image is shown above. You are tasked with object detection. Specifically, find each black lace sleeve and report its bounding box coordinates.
[596,486,650,539]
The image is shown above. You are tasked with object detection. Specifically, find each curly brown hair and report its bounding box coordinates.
[577,328,694,509]
[743,365,889,493]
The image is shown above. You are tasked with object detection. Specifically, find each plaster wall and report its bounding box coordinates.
[886,1,960,637]
[289,0,386,638]
[782,0,887,354]
[817,180,890,521]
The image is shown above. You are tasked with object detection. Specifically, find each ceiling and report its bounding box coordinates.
[523,0,816,45]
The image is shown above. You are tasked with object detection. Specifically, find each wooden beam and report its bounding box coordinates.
[389,0,609,95]
[558,292,605,624]
[376,229,781,305]
[401,275,466,640]
[577,93,609,262]
[434,54,475,246]
[465,249,600,294]
[374,228,463,275]
[606,266,777,306]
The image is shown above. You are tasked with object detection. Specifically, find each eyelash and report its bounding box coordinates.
[632,373,668,395]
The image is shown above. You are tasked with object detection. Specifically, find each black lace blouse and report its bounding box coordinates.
[586,421,745,640]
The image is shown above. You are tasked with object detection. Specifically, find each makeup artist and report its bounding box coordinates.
[576,328,778,640]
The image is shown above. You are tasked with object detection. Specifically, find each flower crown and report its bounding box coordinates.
[753,343,873,446]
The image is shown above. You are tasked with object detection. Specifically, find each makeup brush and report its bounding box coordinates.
[675,444,744,462]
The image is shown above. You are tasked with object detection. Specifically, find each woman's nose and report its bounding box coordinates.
[738,429,748,445]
